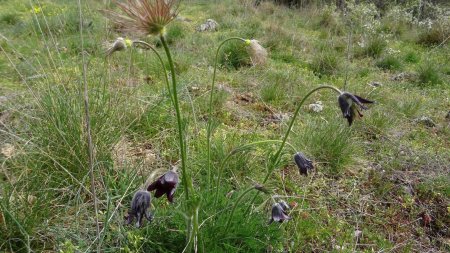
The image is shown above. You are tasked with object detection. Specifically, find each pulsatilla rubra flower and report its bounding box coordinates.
[124,190,153,227]
[269,202,291,224]
[147,170,179,202]
[338,92,374,126]
[102,0,179,36]
[294,152,314,176]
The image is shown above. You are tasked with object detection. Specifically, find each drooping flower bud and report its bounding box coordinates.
[105,37,128,56]
[147,170,179,203]
[246,39,268,66]
[124,190,153,228]
[294,152,314,176]
[338,92,374,126]
[269,202,291,224]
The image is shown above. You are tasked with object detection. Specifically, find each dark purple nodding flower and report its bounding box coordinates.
[269,202,291,224]
[147,170,179,203]
[124,190,153,228]
[294,152,314,176]
[338,92,374,126]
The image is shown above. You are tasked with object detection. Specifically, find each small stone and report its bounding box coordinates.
[308,101,323,113]
[369,81,382,87]
[391,72,416,82]
[446,111,450,121]
[414,116,436,128]
[402,185,414,196]
[421,212,432,226]
[0,96,8,104]
[354,229,362,239]
[1,143,15,158]
[176,16,192,22]
[197,19,218,32]
[27,195,37,205]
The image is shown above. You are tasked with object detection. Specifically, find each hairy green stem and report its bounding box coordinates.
[132,40,174,105]
[245,85,342,215]
[160,35,192,200]
[214,139,296,205]
[206,37,246,188]
[224,186,257,234]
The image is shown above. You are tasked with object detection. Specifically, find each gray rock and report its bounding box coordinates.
[176,16,192,22]
[414,116,436,128]
[308,101,323,113]
[369,81,383,87]
[391,72,416,82]
[197,19,218,32]
[446,111,450,120]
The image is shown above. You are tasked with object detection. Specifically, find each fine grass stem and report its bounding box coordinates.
[132,40,174,104]
[207,37,247,189]
[78,1,100,252]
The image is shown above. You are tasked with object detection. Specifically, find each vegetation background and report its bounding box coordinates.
[0,0,449,252]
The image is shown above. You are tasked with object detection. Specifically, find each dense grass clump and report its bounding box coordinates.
[417,64,442,86]
[376,55,402,70]
[361,37,387,58]
[417,23,450,46]
[299,120,356,175]
[309,49,340,77]
[219,41,251,69]
[0,12,20,25]
[404,51,420,63]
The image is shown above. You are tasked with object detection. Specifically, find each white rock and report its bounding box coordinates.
[308,101,323,113]
[197,19,218,32]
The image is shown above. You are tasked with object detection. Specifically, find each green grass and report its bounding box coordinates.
[417,63,442,86]
[376,55,402,70]
[0,0,449,252]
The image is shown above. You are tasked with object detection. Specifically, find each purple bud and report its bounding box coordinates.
[294,152,314,176]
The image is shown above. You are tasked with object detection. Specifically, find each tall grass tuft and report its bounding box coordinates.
[417,63,442,86]
[219,41,251,69]
[376,55,402,70]
[299,119,356,175]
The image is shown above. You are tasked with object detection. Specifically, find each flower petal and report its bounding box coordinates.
[154,188,165,198]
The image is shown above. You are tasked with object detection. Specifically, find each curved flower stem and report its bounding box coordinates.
[224,186,257,234]
[207,37,246,189]
[214,139,296,206]
[132,40,174,105]
[245,85,342,216]
[160,35,192,201]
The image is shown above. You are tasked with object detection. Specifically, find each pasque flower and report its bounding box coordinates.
[147,170,179,202]
[294,152,314,176]
[105,37,133,56]
[338,92,374,126]
[102,0,179,36]
[269,201,291,224]
[124,190,153,227]
[245,39,268,66]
